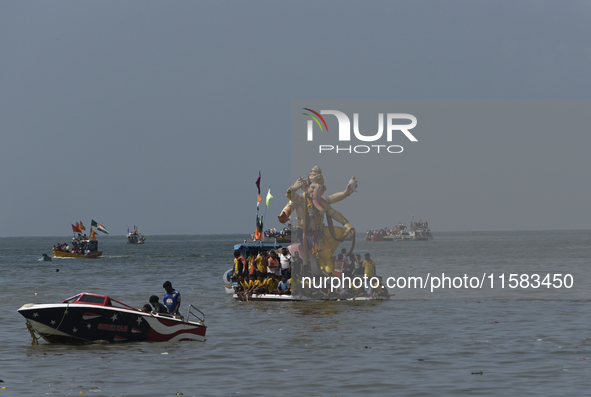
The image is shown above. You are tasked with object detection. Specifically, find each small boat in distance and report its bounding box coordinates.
[53,239,102,258]
[382,219,433,241]
[18,292,206,344]
[37,254,52,261]
[127,226,146,244]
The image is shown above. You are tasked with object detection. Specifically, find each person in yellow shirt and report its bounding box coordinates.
[241,275,253,291]
[266,274,279,294]
[233,251,246,279]
[255,252,268,277]
[373,276,390,298]
[363,253,376,278]
[253,275,268,294]
[236,275,255,301]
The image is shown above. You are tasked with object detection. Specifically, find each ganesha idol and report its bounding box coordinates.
[277,166,357,275]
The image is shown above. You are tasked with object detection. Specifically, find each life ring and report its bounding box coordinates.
[223,269,234,291]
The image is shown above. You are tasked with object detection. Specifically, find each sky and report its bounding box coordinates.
[1,1,591,237]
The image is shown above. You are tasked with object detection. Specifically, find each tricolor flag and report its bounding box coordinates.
[266,187,273,208]
[91,220,109,234]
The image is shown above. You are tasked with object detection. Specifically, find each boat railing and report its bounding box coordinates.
[186,304,205,325]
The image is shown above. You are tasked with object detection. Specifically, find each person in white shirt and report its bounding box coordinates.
[279,247,291,278]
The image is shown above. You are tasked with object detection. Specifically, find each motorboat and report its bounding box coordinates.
[17,292,206,344]
[127,226,146,244]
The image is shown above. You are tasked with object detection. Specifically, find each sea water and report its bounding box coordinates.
[1,231,590,396]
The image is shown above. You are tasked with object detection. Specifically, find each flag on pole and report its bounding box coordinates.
[90,227,98,240]
[255,171,261,195]
[266,187,273,207]
[91,220,109,234]
[72,224,82,234]
[79,221,86,231]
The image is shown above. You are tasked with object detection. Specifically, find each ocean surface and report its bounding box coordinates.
[1,231,590,396]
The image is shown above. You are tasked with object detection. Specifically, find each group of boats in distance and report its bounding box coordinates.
[23,224,203,344]
[46,223,146,260]
[365,219,433,242]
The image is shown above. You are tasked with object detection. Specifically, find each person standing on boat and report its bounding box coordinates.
[363,253,376,278]
[162,281,181,316]
[233,251,246,279]
[267,251,281,276]
[279,248,291,278]
[255,252,268,277]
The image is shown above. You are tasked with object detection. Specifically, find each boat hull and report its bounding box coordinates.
[18,303,206,344]
[53,250,102,258]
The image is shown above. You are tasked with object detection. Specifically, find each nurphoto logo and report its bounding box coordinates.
[302,108,418,154]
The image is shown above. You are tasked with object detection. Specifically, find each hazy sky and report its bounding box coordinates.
[1,1,590,237]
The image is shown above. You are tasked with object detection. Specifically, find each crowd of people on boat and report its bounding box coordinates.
[410,220,429,229]
[365,220,432,241]
[53,234,91,254]
[365,228,392,239]
[230,247,389,300]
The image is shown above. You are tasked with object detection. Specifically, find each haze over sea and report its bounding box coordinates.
[1,231,590,396]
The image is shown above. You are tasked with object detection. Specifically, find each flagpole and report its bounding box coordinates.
[263,186,269,226]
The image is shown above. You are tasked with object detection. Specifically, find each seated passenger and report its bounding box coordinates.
[266,274,279,294]
[252,275,268,294]
[140,304,152,313]
[234,275,245,292]
[241,275,253,292]
[149,295,168,314]
[277,275,291,295]
[374,276,390,298]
